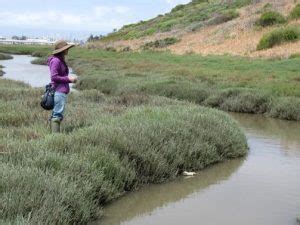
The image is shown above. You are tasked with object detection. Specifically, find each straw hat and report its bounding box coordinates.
[52,40,75,55]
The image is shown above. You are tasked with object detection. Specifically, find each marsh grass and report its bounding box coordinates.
[268,97,300,121]
[31,57,48,65]
[0,65,4,76]
[0,77,248,224]
[1,45,299,120]
[0,53,13,60]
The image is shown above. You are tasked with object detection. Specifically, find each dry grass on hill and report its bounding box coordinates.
[169,0,300,58]
[91,0,300,59]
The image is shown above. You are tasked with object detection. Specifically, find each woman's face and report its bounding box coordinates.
[64,49,69,56]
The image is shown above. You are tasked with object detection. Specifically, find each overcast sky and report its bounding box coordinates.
[0,0,190,39]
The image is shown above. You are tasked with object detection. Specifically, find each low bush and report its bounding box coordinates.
[289,4,300,20]
[268,97,300,120]
[0,53,13,60]
[0,66,4,76]
[31,51,46,57]
[289,53,300,59]
[219,9,240,23]
[31,57,47,65]
[257,26,300,50]
[203,88,272,114]
[220,91,272,114]
[141,80,211,104]
[171,4,185,12]
[256,11,286,27]
[142,37,179,49]
[105,46,117,52]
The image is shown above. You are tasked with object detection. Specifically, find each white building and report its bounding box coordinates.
[0,38,55,45]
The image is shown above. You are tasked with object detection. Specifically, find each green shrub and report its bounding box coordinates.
[31,57,47,65]
[141,80,210,104]
[31,51,46,57]
[268,97,300,120]
[171,4,185,12]
[158,20,177,32]
[0,65,3,76]
[220,91,272,114]
[105,46,117,52]
[142,37,179,49]
[0,53,13,60]
[289,53,300,58]
[220,9,240,22]
[256,11,286,27]
[289,4,300,19]
[257,26,300,50]
[204,88,272,114]
[144,28,157,36]
[0,163,100,224]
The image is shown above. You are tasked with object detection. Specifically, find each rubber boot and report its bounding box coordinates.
[51,119,61,133]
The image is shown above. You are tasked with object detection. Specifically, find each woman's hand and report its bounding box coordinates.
[68,75,78,83]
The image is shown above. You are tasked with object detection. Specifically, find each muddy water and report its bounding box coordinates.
[0,54,76,89]
[96,113,300,225]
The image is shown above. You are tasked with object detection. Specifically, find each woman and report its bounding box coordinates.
[48,40,77,133]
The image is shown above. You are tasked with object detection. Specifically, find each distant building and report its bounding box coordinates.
[0,38,55,45]
[0,36,5,40]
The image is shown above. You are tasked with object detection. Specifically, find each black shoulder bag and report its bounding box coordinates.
[40,83,55,110]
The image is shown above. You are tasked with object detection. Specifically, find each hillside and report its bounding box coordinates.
[90,0,300,58]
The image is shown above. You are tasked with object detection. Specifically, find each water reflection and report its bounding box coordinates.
[98,159,244,225]
[230,113,300,158]
[0,54,76,89]
[94,114,300,225]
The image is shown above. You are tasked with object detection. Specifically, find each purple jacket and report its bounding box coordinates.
[48,55,71,94]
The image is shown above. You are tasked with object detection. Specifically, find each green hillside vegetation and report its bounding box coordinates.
[101,0,250,41]
[256,11,286,27]
[289,4,300,19]
[257,26,300,50]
